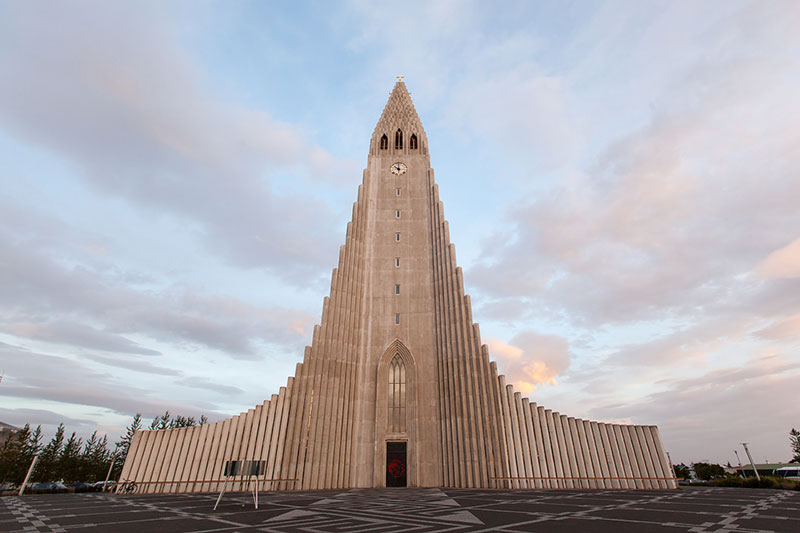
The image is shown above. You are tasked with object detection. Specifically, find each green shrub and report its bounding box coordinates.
[709,476,800,490]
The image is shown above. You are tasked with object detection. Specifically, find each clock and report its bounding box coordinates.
[390,162,408,175]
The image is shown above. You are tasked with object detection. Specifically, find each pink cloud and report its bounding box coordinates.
[487,331,570,394]
[756,237,800,279]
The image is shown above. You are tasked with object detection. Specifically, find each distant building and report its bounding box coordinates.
[726,463,800,478]
[0,421,19,447]
[120,80,676,493]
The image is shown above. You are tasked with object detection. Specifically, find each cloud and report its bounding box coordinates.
[604,317,752,368]
[753,315,800,341]
[176,377,244,397]
[0,224,315,358]
[755,237,800,279]
[0,408,98,442]
[2,320,161,356]
[0,341,226,421]
[487,331,570,394]
[0,408,92,430]
[588,352,800,464]
[468,3,800,328]
[444,64,580,170]
[0,1,348,285]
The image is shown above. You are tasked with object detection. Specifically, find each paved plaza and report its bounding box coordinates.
[2,487,799,532]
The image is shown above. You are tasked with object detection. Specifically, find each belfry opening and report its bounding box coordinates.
[119,80,676,493]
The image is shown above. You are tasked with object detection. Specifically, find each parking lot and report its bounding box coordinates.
[2,486,799,532]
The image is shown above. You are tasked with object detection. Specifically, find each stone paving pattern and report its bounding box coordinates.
[2,487,799,532]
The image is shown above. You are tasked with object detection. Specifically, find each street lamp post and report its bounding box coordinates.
[103,455,117,492]
[18,454,39,496]
[734,450,743,476]
[741,443,760,481]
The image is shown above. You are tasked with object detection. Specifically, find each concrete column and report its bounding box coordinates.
[612,425,635,489]
[530,403,546,488]
[621,425,644,489]
[197,422,220,493]
[634,425,656,489]
[186,423,210,493]
[576,420,596,488]
[497,377,518,488]
[650,426,677,489]
[271,382,293,491]
[590,422,610,489]
[598,424,620,489]
[545,410,565,488]
[641,425,665,489]
[521,399,541,489]
[139,430,165,494]
[513,392,533,489]
[125,430,148,486]
[537,406,556,488]
[172,426,199,492]
[553,414,573,489]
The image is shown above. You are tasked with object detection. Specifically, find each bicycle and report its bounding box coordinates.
[116,480,138,495]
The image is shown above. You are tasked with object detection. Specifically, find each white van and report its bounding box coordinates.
[773,467,800,481]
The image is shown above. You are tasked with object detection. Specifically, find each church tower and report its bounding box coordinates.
[120,81,676,492]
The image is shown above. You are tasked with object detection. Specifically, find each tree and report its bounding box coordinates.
[111,413,143,479]
[147,411,207,430]
[59,432,83,483]
[117,413,142,458]
[149,411,171,430]
[81,432,112,482]
[111,411,206,478]
[693,462,725,481]
[36,423,65,482]
[790,428,800,463]
[0,424,37,485]
[673,463,690,479]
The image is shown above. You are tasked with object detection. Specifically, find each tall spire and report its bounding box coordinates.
[371,79,427,155]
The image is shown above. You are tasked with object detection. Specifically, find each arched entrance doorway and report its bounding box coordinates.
[374,340,417,487]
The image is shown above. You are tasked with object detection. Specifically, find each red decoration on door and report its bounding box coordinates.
[387,458,405,477]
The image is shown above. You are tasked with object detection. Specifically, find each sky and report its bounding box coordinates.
[0,0,798,467]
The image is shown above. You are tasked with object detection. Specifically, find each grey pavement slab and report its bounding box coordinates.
[1,486,798,532]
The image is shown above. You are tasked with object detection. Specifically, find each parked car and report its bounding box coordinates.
[31,482,68,492]
[67,482,93,493]
[93,480,116,491]
[773,467,800,481]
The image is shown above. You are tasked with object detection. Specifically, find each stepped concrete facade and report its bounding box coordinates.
[120,81,677,492]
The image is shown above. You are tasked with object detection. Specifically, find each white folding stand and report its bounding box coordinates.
[213,472,259,510]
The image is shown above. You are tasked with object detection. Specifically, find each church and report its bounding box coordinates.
[119,80,676,492]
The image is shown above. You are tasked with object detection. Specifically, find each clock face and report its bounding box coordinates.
[390,162,408,175]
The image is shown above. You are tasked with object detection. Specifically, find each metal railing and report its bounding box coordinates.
[491,475,678,488]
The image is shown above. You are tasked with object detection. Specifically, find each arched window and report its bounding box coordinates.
[380,134,388,150]
[388,354,406,433]
[394,129,403,150]
[409,134,418,150]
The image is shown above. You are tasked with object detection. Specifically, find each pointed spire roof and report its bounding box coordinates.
[373,79,425,137]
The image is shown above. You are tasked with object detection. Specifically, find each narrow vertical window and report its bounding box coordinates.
[395,232,400,241]
[410,134,418,150]
[395,257,400,267]
[394,129,403,150]
[396,210,401,218]
[380,134,388,150]
[395,284,400,294]
[395,313,400,325]
[396,188,401,196]
[388,354,406,433]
